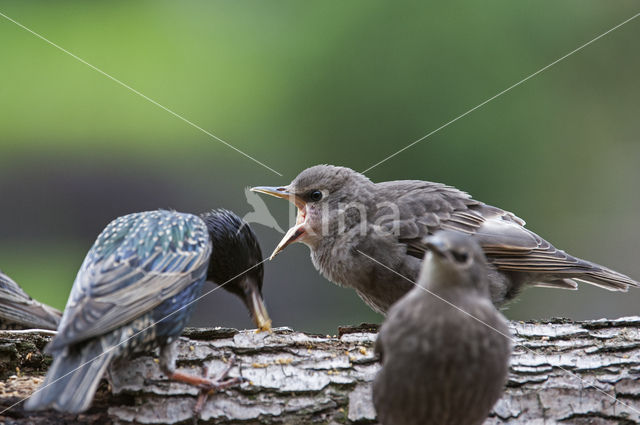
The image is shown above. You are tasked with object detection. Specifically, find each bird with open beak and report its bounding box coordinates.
[252,164,638,314]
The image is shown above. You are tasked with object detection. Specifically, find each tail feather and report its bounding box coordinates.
[0,301,62,330]
[576,273,633,291]
[533,278,579,290]
[560,263,637,292]
[0,271,62,330]
[25,339,116,413]
[498,251,639,292]
[571,257,638,291]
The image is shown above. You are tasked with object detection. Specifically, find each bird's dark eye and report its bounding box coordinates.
[451,250,469,263]
[308,190,323,202]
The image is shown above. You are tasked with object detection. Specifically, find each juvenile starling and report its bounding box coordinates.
[253,164,638,313]
[373,230,512,425]
[0,270,61,330]
[25,209,271,413]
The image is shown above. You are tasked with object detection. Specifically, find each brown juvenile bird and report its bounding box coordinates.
[0,269,61,330]
[252,164,638,314]
[373,230,512,425]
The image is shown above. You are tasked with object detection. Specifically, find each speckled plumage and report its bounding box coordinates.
[26,209,267,413]
[0,270,61,330]
[373,231,511,425]
[256,165,638,314]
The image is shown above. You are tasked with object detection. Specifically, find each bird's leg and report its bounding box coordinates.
[170,359,244,391]
[193,366,209,419]
[191,356,245,417]
[159,342,244,391]
[160,344,245,419]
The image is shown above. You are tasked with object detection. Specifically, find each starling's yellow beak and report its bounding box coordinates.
[249,290,271,331]
[251,186,309,260]
[245,283,271,332]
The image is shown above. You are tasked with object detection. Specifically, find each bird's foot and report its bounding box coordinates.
[171,356,246,419]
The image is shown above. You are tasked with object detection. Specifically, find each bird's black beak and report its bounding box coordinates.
[241,278,272,332]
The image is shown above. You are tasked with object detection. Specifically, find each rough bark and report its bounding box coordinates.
[0,318,639,425]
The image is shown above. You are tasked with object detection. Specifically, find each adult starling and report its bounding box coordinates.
[0,270,61,330]
[373,230,512,425]
[253,164,638,313]
[25,209,271,413]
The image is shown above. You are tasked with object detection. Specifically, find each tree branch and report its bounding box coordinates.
[1,318,639,424]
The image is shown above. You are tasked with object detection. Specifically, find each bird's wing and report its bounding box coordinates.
[51,211,211,349]
[380,181,637,289]
[375,181,491,257]
[0,270,62,330]
[377,180,552,258]
[471,214,635,289]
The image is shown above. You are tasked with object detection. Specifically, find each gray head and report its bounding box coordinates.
[419,230,491,296]
[251,165,372,258]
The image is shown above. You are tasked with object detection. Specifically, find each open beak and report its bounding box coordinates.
[250,186,309,260]
[244,282,272,332]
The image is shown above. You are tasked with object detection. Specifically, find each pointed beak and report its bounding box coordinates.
[424,236,448,259]
[251,185,309,260]
[269,223,306,260]
[243,281,272,332]
[250,186,292,200]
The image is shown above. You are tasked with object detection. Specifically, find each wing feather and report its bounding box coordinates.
[377,180,638,290]
[51,211,211,349]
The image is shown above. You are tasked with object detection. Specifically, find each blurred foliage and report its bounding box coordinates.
[0,1,639,332]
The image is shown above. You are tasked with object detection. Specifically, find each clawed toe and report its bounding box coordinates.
[198,376,244,392]
[193,378,245,417]
[192,358,248,418]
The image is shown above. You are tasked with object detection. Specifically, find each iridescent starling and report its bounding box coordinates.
[373,230,511,425]
[25,209,271,413]
[253,164,638,314]
[0,270,61,330]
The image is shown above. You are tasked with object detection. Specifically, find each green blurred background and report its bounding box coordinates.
[1,1,638,333]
